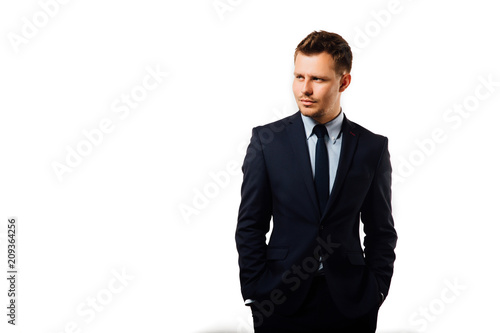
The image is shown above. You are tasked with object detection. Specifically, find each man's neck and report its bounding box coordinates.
[312,107,341,124]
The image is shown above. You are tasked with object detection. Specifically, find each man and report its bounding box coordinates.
[235,31,397,332]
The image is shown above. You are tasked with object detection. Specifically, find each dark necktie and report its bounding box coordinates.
[313,124,329,214]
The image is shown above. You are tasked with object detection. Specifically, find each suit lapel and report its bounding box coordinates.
[286,112,321,220]
[322,116,359,219]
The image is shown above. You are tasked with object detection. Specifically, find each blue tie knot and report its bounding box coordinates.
[313,124,328,139]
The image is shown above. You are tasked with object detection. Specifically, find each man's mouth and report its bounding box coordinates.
[300,99,316,106]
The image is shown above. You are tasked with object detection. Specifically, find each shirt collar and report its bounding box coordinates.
[301,109,344,141]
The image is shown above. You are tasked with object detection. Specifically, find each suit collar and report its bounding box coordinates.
[286,111,321,220]
[323,116,359,218]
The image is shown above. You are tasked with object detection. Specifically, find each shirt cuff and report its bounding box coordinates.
[244,299,255,305]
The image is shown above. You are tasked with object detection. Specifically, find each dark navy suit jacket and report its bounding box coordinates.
[235,111,397,317]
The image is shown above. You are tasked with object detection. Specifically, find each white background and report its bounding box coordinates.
[1,0,499,332]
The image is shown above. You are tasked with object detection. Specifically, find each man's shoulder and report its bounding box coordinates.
[254,111,299,131]
[346,117,388,143]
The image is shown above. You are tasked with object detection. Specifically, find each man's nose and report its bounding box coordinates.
[301,79,313,95]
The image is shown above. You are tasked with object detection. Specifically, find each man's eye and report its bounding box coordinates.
[313,78,323,81]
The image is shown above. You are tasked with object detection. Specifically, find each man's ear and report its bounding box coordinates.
[339,73,351,92]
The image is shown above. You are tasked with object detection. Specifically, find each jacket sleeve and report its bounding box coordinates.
[360,137,398,298]
[235,127,273,301]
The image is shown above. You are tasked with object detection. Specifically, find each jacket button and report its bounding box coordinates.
[320,225,324,230]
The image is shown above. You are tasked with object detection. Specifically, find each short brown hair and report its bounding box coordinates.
[294,30,353,76]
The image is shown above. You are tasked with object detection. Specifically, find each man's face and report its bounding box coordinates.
[293,51,350,124]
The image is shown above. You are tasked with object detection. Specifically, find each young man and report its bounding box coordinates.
[236,30,397,332]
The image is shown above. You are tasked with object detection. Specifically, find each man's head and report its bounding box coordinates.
[293,31,352,124]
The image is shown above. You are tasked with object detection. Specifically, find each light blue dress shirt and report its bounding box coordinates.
[301,110,344,193]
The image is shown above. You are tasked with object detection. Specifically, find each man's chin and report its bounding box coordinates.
[299,108,322,118]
